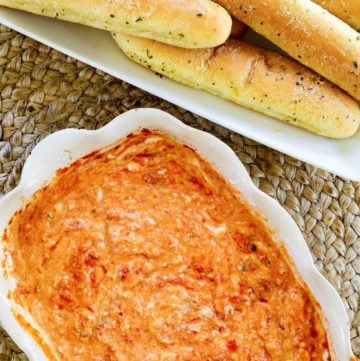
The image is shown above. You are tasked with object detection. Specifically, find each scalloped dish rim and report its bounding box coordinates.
[0,108,354,361]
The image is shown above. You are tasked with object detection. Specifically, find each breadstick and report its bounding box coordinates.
[113,33,360,138]
[0,0,232,49]
[215,0,360,100]
[231,18,247,38]
[312,0,360,30]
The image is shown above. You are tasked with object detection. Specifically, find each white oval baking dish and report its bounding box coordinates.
[0,108,354,361]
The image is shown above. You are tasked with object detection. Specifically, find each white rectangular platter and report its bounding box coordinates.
[0,7,360,181]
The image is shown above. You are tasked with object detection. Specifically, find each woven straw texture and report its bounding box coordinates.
[0,24,359,360]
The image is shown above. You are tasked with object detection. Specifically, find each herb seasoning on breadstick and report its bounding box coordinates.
[114,34,360,138]
[215,0,360,100]
[0,0,232,49]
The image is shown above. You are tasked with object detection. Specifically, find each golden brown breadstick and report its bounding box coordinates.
[113,33,360,138]
[231,17,247,38]
[312,0,360,30]
[0,0,232,49]
[215,0,360,100]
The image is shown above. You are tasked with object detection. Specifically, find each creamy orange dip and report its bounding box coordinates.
[4,129,330,360]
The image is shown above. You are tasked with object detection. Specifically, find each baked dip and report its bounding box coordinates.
[4,129,330,360]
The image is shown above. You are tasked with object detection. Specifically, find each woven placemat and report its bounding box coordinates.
[0,24,359,360]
